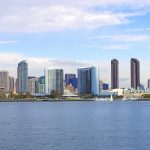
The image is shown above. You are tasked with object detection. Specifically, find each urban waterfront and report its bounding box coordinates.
[0,101,150,150]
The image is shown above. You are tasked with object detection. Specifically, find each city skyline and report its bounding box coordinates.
[0,1,150,88]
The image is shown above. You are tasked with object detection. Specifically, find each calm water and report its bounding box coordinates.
[0,101,150,150]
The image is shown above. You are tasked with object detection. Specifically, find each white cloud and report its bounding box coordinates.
[91,34,150,42]
[0,0,148,33]
[0,5,133,33]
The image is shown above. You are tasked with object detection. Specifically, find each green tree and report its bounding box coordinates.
[50,90,61,99]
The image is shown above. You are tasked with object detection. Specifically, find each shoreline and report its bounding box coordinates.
[0,99,94,102]
[0,98,150,102]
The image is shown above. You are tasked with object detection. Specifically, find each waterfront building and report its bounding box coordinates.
[91,66,100,95]
[28,77,39,94]
[44,68,64,95]
[69,78,78,89]
[131,58,140,89]
[35,80,40,93]
[78,67,91,94]
[65,74,77,91]
[17,60,28,93]
[111,59,119,89]
[65,74,76,85]
[9,77,14,92]
[0,71,9,93]
[99,80,103,91]
[78,66,99,95]
[103,83,109,90]
[148,79,150,89]
[39,76,45,94]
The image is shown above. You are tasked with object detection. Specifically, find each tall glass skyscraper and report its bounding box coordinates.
[131,58,140,89]
[78,66,99,95]
[91,66,100,95]
[78,67,91,94]
[111,59,119,89]
[17,60,28,93]
[45,68,64,95]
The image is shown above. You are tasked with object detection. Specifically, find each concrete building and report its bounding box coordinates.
[0,71,9,93]
[45,68,64,95]
[9,77,14,92]
[28,77,39,94]
[78,66,99,95]
[17,60,28,93]
[131,58,140,89]
[111,59,119,89]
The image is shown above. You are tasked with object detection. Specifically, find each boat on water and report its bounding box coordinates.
[94,95,113,101]
[110,95,113,101]
[94,97,109,101]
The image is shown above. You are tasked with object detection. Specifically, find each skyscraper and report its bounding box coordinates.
[78,67,91,94]
[78,66,99,95]
[9,77,14,92]
[131,58,140,89]
[0,71,9,93]
[39,76,45,94]
[91,66,100,95]
[45,68,64,95]
[111,59,119,89]
[148,79,150,89]
[17,60,28,93]
[28,77,39,94]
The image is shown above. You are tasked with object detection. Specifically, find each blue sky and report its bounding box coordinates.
[0,0,150,88]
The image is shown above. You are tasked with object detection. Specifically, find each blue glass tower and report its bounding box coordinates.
[17,60,28,93]
[78,66,99,95]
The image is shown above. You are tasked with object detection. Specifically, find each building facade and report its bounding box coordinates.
[9,77,14,92]
[39,76,45,94]
[65,74,76,85]
[148,79,150,89]
[45,68,64,95]
[17,60,28,93]
[0,71,9,93]
[78,66,99,95]
[131,58,140,89]
[28,77,39,94]
[111,59,119,89]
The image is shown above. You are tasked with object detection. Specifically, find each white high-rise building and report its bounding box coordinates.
[44,68,64,95]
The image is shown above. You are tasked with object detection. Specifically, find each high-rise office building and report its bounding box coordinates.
[28,77,39,94]
[39,76,45,94]
[131,58,140,89]
[45,68,64,95]
[78,66,99,95]
[78,67,91,94]
[65,74,76,85]
[91,66,100,95]
[111,59,119,89]
[9,77,14,92]
[17,60,28,93]
[148,79,150,89]
[0,71,9,93]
